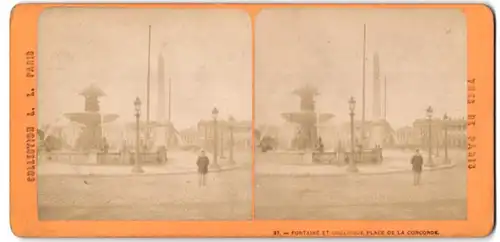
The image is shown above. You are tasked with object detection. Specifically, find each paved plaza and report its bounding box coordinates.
[38,169,252,220]
[256,159,456,176]
[255,151,467,220]
[256,149,462,176]
[38,148,467,221]
[38,150,252,220]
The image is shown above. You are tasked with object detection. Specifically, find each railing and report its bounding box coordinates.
[40,151,90,164]
[312,151,346,166]
[312,149,383,165]
[255,151,309,164]
[353,149,383,164]
[40,150,166,166]
[96,152,123,165]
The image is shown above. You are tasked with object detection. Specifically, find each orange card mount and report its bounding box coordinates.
[10,3,494,238]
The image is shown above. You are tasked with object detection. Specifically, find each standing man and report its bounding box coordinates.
[411,149,424,185]
[196,150,210,187]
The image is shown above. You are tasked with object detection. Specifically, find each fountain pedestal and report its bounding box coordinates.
[368,119,386,148]
[151,124,168,149]
[301,152,313,163]
[64,85,119,152]
[281,85,334,151]
[87,150,99,164]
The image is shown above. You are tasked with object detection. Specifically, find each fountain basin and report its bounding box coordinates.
[64,112,119,125]
[281,112,334,123]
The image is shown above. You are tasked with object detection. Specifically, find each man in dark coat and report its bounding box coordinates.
[411,149,424,185]
[196,150,210,187]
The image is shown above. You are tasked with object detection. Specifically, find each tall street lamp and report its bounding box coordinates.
[220,124,225,158]
[436,116,440,157]
[228,116,236,164]
[203,122,208,150]
[443,113,450,164]
[347,96,358,172]
[132,97,144,173]
[426,106,434,167]
[211,107,220,170]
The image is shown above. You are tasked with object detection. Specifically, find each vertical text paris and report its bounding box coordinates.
[25,50,36,182]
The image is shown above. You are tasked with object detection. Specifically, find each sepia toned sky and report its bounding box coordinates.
[255,8,467,128]
[38,8,252,130]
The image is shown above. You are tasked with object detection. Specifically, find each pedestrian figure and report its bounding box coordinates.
[196,150,210,187]
[411,149,424,185]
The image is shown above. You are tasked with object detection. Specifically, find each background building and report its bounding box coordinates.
[334,120,396,150]
[395,117,467,149]
[197,118,252,152]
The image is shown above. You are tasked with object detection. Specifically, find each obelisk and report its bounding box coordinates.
[155,53,167,148]
[369,52,385,148]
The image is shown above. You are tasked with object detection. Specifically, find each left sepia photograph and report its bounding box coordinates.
[36,8,253,220]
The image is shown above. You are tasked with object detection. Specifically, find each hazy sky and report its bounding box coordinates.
[38,8,252,130]
[255,8,467,128]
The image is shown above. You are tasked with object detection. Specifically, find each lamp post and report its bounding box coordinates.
[132,97,144,173]
[204,123,208,150]
[347,96,358,172]
[316,111,320,143]
[220,126,225,158]
[443,113,450,164]
[426,106,434,167]
[228,116,235,164]
[211,107,220,169]
[436,117,440,158]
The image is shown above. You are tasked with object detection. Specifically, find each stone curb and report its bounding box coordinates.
[256,163,457,177]
[38,164,245,177]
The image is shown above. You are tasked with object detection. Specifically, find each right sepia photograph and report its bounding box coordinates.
[254,8,467,220]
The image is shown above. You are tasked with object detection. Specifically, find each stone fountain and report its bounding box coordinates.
[64,85,119,151]
[281,84,334,150]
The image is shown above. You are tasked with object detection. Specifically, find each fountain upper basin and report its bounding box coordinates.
[281,112,334,123]
[64,112,119,125]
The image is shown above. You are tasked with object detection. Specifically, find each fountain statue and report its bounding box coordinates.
[281,84,334,150]
[64,85,119,151]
